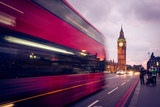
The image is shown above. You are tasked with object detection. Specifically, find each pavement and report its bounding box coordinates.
[129,75,160,107]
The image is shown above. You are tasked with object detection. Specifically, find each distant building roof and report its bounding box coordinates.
[150,52,160,60]
[147,52,160,70]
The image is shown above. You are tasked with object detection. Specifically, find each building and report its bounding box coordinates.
[147,52,160,72]
[126,65,133,71]
[106,60,118,72]
[133,65,142,71]
[117,26,126,71]
[126,65,143,71]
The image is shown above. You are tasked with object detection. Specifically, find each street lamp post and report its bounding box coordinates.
[157,61,159,76]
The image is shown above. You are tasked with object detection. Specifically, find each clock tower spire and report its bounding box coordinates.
[119,26,125,39]
[117,26,126,71]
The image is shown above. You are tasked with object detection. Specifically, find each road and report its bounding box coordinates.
[67,73,139,107]
[0,73,139,107]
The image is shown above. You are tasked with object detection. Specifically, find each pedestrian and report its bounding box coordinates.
[140,67,145,85]
[151,68,157,85]
[146,69,150,77]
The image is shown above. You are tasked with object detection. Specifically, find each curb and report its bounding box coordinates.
[128,79,140,107]
[116,78,139,107]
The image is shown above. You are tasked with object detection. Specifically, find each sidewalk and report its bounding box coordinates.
[129,75,160,107]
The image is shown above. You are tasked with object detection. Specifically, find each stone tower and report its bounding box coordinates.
[117,26,126,71]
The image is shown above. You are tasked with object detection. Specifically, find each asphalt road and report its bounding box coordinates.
[67,73,139,107]
[0,73,138,107]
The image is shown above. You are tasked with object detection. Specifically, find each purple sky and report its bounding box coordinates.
[67,0,160,68]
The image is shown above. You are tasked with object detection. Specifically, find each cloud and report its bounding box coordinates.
[68,0,112,24]
[132,0,160,23]
[68,0,160,67]
[115,0,160,24]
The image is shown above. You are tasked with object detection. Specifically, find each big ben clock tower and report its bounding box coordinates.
[117,26,126,71]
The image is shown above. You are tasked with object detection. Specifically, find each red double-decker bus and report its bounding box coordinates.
[0,0,106,106]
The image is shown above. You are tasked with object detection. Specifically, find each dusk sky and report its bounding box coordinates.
[68,0,160,68]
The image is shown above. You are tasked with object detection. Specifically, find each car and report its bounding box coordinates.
[116,70,124,75]
[128,71,133,74]
[124,71,129,74]
[135,72,140,75]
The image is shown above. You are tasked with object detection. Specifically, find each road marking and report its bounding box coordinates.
[120,78,139,107]
[107,87,118,94]
[127,79,130,82]
[116,77,139,107]
[88,100,99,107]
[121,82,126,86]
[106,76,116,79]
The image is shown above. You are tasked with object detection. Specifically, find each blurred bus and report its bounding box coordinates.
[0,0,106,106]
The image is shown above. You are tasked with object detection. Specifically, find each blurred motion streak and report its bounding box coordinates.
[0,12,16,26]
[66,16,97,39]
[4,36,74,55]
[0,1,24,14]
[0,78,104,107]
[66,16,88,33]
[1,104,14,107]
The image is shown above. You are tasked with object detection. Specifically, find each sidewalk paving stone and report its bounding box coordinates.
[129,76,160,107]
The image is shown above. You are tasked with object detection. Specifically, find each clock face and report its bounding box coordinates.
[119,42,123,46]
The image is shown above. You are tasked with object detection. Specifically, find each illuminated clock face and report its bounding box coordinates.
[119,42,123,46]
